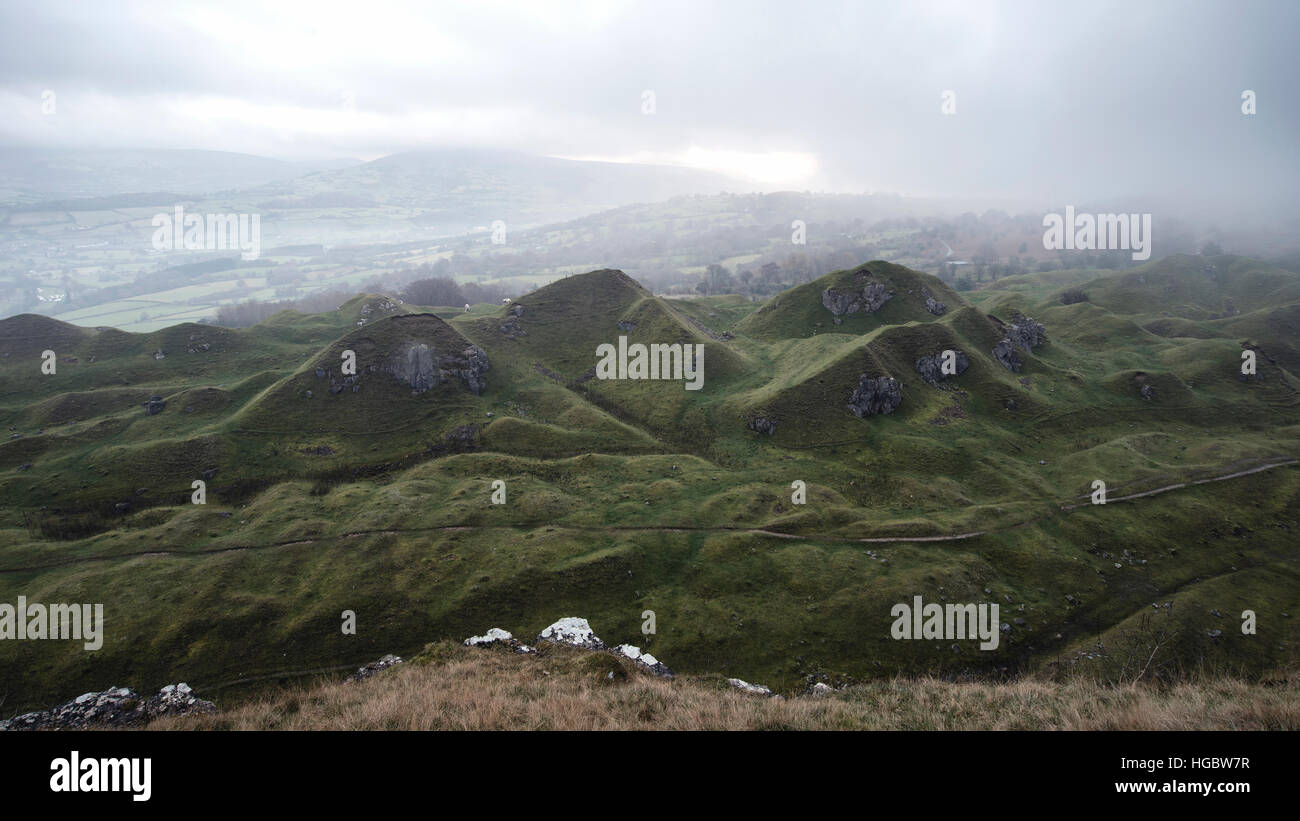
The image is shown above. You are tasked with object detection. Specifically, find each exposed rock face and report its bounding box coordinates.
[142,395,165,415]
[444,424,478,446]
[925,296,946,316]
[1140,383,1154,400]
[748,416,777,435]
[822,281,891,316]
[848,375,902,417]
[348,654,404,682]
[0,684,214,730]
[617,320,637,332]
[915,350,969,386]
[613,644,674,678]
[993,339,1023,372]
[1006,317,1046,351]
[499,316,526,338]
[536,617,605,650]
[384,343,490,395]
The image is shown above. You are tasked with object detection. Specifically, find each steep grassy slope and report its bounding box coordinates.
[1,259,1298,713]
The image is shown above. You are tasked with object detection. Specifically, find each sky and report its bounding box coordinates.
[1,0,1297,213]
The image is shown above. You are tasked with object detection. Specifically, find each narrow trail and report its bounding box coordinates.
[1,458,1294,574]
[1059,459,1298,510]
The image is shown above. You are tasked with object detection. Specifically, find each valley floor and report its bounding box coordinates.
[150,642,1299,731]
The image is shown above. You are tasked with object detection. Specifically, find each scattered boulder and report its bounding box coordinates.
[141,395,165,415]
[809,681,834,697]
[510,303,524,317]
[822,281,891,316]
[848,375,902,417]
[0,684,214,731]
[348,654,404,682]
[993,339,1022,372]
[1140,384,1154,400]
[617,320,637,332]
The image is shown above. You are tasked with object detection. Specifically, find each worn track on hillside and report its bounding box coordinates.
[3,458,1295,574]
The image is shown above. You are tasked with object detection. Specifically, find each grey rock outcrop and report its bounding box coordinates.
[384,343,490,395]
[993,339,1022,372]
[915,350,969,386]
[348,654,404,682]
[612,644,674,678]
[727,678,779,697]
[499,315,526,338]
[142,395,165,415]
[848,375,902,417]
[145,682,217,719]
[822,281,891,316]
[464,628,536,654]
[1006,317,1046,351]
[925,296,946,316]
[0,683,214,731]
[747,416,777,435]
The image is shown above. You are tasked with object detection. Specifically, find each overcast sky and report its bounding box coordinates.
[1,0,1296,212]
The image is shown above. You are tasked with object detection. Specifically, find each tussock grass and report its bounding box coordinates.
[153,643,1300,731]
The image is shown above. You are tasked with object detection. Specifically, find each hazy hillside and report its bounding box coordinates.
[0,148,360,204]
[241,149,749,233]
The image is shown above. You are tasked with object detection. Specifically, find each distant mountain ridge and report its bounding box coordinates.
[0,147,361,204]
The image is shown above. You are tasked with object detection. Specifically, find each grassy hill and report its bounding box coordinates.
[1,258,1298,714]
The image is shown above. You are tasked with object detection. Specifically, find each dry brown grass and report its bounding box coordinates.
[150,642,1300,731]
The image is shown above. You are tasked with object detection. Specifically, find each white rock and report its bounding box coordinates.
[537,617,604,649]
[464,627,513,646]
[727,677,774,696]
